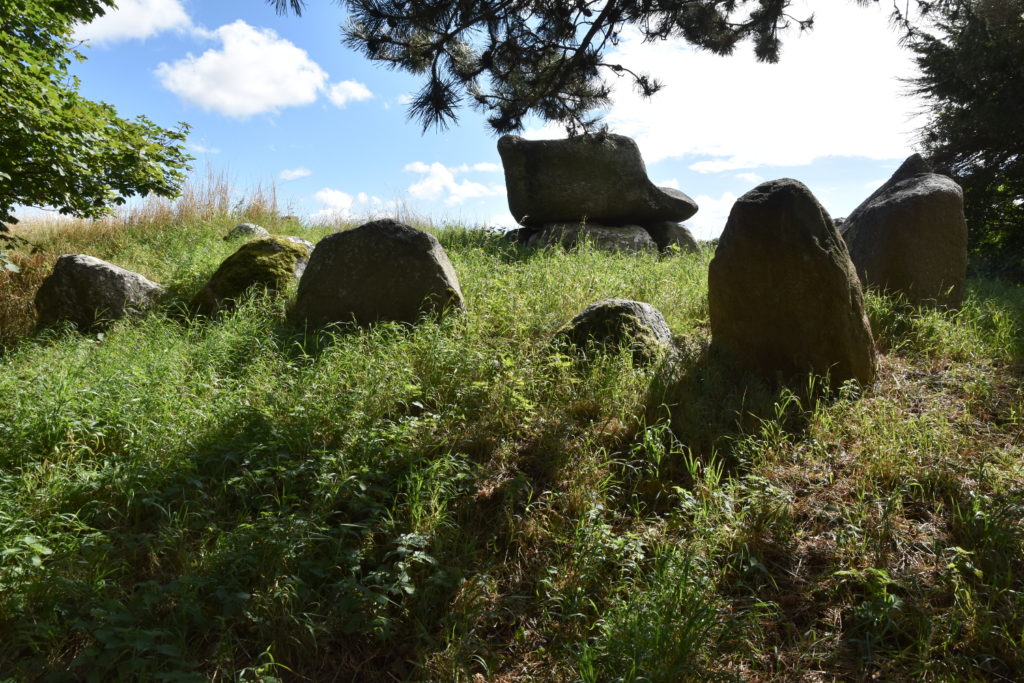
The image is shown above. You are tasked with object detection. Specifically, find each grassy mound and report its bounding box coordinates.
[1,206,1023,680]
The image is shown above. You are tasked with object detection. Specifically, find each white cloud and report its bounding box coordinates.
[280,167,312,181]
[472,162,502,173]
[313,188,354,216]
[605,1,924,169]
[310,188,385,221]
[687,192,739,241]
[75,0,191,43]
[689,159,758,174]
[327,80,373,107]
[486,212,519,229]
[156,21,327,118]
[735,172,764,184]
[404,162,506,205]
[656,178,680,190]
[190,143,220,154]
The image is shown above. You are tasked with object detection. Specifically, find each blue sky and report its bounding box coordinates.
[67,0,926,239]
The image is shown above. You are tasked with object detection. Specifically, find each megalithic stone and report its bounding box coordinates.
[708,179,875,386]
[498,134,698,226]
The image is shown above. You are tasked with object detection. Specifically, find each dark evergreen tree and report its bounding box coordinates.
[901,0,1024,277]
[270,0,880,134]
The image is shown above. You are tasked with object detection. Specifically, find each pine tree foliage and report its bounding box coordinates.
[901,0,1024,276]
[271,0,872,134]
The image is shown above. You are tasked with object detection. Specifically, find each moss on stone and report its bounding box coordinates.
[191,237,310,316]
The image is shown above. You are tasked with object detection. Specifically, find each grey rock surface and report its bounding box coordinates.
[282,235,315,253]
[526,223,658,253]
[642,221,698,253]
[224,223,270,240]
[708,179,875,386]
[191,237,311,316]
[502,226,538,245]
[554,298,673,365]
[35,254,164,331]
[498,134,698,225]
[841,155,967,307]
[290,219,465,327]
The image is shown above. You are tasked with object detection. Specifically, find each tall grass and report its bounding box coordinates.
[2,190,1024,680]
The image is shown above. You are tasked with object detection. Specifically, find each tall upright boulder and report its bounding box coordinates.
[35,254,164,331]
[841,154,967,308]
[290,219,465,327]
[498,134,698,226]
[708,179,875,386]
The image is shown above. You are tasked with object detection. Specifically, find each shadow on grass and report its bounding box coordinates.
[643,336,827,471]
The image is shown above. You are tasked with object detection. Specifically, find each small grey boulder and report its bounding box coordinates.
[841,154,967,308]
[282,235,315,253]
[708,179,875,386]
[290,219,465,327]
[35,254,164,331]
[498,134,698,225]
[554,299,673,365]
[527,223,658,254]
[642,221,698,254]
[224,223,270,241]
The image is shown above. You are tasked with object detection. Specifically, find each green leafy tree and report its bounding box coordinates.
[901,0,1024,277]
[270,0,882,134]
[0,0,192,269]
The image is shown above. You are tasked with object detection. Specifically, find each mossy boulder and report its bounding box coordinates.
[191,237,311,316]
[554,298,673,365]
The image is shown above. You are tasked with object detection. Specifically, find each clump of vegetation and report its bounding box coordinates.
[1,189,1023,679]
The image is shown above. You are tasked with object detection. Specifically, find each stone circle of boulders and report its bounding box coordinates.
[191,237,312,316]
[526,223,657,254]
[289,219,465,327]
[498,133,699,254]
[554,298,673,365]
[224,223,270,241]
[35,254,164,331]
[708,178,875,386]
[840,154,967,308]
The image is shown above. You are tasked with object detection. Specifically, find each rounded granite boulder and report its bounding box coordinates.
[289,219,465,327]
[554,298,673,365]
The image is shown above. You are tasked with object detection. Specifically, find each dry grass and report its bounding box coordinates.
[0,251,54,352]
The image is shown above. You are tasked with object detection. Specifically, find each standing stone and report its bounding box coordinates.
[191,237,312,316]
[290,219,465,327]
[224,223,270,240]
[498,134,699,225]
[642,221,699,253]
[841,154,967,308]
[554,299,673,365]
[526,223,658,253]
[708,179,875,386]
[35,254,164,331]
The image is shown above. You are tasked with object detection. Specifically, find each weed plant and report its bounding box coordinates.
[1,192,1024,680]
